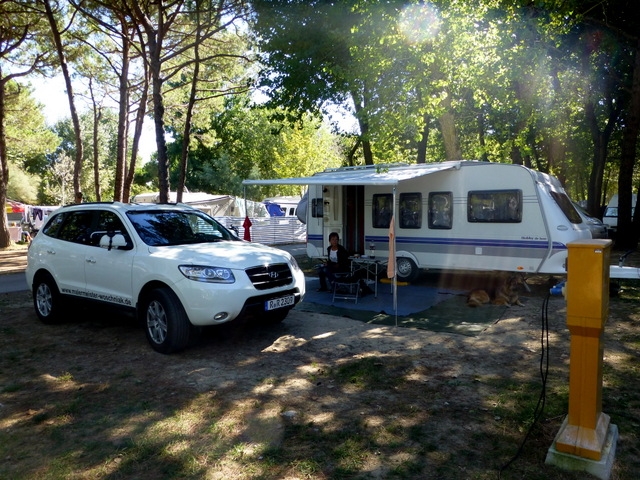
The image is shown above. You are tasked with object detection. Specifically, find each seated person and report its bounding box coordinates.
[317,232,350,291]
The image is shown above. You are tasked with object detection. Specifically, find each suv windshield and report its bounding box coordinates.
[127,209,237,246]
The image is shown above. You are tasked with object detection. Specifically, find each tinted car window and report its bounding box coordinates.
[56,211,96,244]
[89,210,132,247]
[41,212,66,238]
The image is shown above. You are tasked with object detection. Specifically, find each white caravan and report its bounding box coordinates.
[243,161,637,280]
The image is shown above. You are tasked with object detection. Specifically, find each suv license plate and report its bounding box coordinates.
[266,295,295,311]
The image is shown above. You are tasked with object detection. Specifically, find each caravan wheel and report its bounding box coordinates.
[396,257,419,282]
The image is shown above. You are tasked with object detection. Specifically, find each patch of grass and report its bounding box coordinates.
[116,369,135,380]
[616,279,640,302]
[0,326,17,335]
[1,382,23,393]
[289,457,321,476]
[332,356,405,390]
[294,255,318,275]
[1,286,639,480]
[57,371,74,382]
[485,378,569,433]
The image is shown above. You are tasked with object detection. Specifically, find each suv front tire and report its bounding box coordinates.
[142,288,192,354]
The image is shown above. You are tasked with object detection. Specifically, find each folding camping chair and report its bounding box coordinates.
[332,273,360,304]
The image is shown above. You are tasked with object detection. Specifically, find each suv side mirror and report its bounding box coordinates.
[99,233,130,251]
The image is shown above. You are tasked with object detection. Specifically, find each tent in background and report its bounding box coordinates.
[131,192,269,218]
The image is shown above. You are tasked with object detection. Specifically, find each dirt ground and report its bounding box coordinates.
[1,245,639,478]
[0,244,28,274]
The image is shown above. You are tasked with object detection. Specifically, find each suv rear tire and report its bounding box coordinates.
[143,288,192,354]
[32,272,63,324]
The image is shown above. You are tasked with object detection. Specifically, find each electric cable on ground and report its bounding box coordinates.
[498,291,552,477]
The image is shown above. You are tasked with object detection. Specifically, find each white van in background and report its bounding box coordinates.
[603,194,637,235]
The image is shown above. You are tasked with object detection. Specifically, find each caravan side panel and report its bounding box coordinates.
[361,163,590,275]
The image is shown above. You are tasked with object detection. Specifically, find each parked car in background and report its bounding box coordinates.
[573,202,607,239]
[603,194,637,236]
[25,202,305,354]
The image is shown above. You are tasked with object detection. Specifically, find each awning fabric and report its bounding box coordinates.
[242,161,461,187]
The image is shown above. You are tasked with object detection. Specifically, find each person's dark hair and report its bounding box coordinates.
[329,232,339,241]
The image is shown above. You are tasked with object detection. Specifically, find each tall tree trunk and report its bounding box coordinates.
[87,77,102,202]
[360,122,373,166]
[114,32,131,202]
[510,146,524,166]
[0,74,11,248]
[585,100,620,218]
[346,137,361,166]
[586,132,607,218]
[438,92,461,161]
[150,42,170,203]
[92,99,102,202]
[416,111,429,164]
[43,0,84,200]
[177,6,202,203]
[123,24,152,203]
[351,86,373,165]
[177,70,198,203]
[124,72,149,203]
[129,1,172,203]
[477,109,488,162]
[618,38,640,249]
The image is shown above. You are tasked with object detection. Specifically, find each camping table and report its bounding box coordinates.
[349,256,388,297]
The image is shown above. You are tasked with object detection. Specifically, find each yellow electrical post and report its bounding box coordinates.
[546,239,618,479]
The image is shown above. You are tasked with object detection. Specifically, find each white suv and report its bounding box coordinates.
[25,202,306,353]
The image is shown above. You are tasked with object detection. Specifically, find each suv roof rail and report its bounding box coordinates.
[63,201,117,207]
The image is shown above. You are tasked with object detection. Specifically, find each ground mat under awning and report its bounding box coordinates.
[296,277,508,337]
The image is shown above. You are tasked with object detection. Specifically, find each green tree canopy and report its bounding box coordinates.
[144,96,343,200]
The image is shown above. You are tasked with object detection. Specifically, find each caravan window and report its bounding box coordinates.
[429,192,452,229]
[400,193,422,228]
[468,190,522,223]
[549,191,582,224]
[372,194,392,228]
[311,198,323,218]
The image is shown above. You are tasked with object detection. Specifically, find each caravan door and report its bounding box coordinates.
[321,185,342,251]
[343,185,365,255]
[305,184,363,257]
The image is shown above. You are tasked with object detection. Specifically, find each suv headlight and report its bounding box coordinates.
[290,255,302,273]
[179,265,235,283]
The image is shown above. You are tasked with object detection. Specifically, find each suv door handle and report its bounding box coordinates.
[86,257,96,264]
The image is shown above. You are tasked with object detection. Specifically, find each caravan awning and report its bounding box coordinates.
[242,161,462,187]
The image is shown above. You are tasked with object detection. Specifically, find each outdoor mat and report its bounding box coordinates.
[296,277,508,337]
